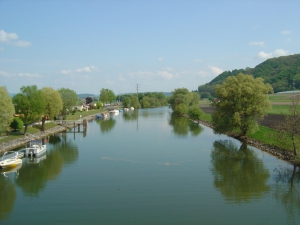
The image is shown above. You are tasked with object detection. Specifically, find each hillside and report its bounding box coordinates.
[198,54,300,96]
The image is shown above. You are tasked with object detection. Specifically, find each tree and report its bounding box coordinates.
[85,97,93,105]
[188,105,204,122]
[175,103,188,115]
[212,73,273,137]
[274,95,300,158]
[168,88,193,114]
[12,85,46,134]
[10,117,23,131]
[42,87,63,117]
[58,88,78,119]
[99,88,115,104]
[0,86,15,134]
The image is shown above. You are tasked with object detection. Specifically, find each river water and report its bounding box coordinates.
[1,106,299,224]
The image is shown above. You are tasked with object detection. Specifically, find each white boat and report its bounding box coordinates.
[0,151,22,169]
[24,140,47,157]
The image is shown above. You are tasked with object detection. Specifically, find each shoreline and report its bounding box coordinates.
[182,114,298,166]
[1,110,298,167]
[0,114,97,155]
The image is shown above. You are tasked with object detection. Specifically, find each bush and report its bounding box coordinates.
[10,117,24,131]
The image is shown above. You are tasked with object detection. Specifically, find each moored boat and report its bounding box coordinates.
[0,151,22,169]
[24,140,47,157]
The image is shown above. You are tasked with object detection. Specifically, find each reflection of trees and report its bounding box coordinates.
[273,165,300,223]
[96,118,116,133]
[48,134,62,145]
[210,140,270,203]
[122,110,138,121]
[0,174,17,220]
[169,112,203,136]
[15,134,79,196]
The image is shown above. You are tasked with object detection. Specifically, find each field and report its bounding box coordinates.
[199,92,300,128]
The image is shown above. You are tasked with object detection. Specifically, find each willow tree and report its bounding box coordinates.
[212,73,273,137]
[0,86,15,134]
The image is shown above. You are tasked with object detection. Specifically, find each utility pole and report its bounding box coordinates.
[293,79,295,103]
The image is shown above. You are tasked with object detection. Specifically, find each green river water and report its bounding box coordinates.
[0,106,299,224]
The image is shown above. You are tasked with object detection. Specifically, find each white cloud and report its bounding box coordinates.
[249,41,265,46]
[158,57,164,61]
[209,66,223,75]
[197,71,208,77]
[253,25,261,30]
[282,30,291,35]
[0,71,9,77]
[60,66,97,74]
[76,66,92,73]
[193,59,202,63]
[118,75,126,81]
[60,70,72,75]
[0,30,18,42]
[106,80,114,84]
[18,73,40,78]
[14,40,32,47]
[157,71,173,79]
[257,49,289,60]
[0,30,31,47]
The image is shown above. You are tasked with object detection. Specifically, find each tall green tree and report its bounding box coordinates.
[58,88,78,119]
[0,86,15,134]
[168,88,192,114]
[212,73,273,137]
[42,87,63,119]
[13,85,46,134]
[99,88,115,104]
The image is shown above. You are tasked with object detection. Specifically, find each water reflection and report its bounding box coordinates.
[122,109,138,121]
[0,172,17,220]
[210,140,270,203]
[96,117,116,133]
[15,133,79,196]
[273,165,300,223]
[168,112,203,136]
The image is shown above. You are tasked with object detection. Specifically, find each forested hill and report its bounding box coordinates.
[198,54,300,96]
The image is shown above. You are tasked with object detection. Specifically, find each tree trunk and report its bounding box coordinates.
[23,124,28,135]
[41,116,46,131]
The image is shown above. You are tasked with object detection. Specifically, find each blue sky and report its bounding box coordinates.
[1,0,299,95]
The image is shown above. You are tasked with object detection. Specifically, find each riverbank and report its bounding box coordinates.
[183,114,299,166]
[0,114,97,155]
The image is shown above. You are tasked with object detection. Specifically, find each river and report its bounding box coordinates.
[0,106,299,224]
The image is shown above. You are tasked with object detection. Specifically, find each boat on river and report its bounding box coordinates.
[0,151,22,169]
[24,140,47,157]
[1,164,22,177]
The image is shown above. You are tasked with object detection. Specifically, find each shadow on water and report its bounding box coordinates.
[273,165,300,224]
[210,140,270,203]
[168,112,204,137]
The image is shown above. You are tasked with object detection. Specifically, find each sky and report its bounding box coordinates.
[1,0,300,95]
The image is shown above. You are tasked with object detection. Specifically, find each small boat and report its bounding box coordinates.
[1,164,22,177]
[24,140,47,157]
[0,151,22,169]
